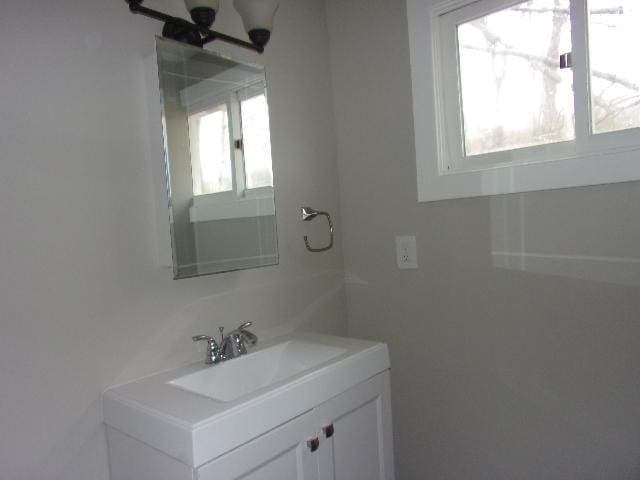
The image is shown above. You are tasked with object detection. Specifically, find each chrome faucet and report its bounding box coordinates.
[220,322,258,359]
[192,321,258,365]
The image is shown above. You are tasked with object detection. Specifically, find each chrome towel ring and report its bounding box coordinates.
[301,206,334,252]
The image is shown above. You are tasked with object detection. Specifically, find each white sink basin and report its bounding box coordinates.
[103,332,389,468]
[168,340,346,402]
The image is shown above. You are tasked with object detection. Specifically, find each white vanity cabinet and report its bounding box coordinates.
[316,371,393,480]
[104,333,395,480]
[198,371,393,480]
[198,409,319,480]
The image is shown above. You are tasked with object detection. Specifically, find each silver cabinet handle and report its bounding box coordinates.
[307,437,320,452]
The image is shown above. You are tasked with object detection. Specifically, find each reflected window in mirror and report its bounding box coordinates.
[240,91,273,189]
[187,84,274,197]
[188,104,233,195]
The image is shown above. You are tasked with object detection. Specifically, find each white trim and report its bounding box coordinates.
[407,0,640,202]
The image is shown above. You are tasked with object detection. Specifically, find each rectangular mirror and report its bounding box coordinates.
[155,37,278,279]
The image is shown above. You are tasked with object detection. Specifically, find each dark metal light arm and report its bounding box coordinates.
[127,0,264,53]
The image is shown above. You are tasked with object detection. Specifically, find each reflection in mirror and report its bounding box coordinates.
[155,37,278,279]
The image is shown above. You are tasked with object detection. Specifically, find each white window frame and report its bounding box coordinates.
[407,0,640,202]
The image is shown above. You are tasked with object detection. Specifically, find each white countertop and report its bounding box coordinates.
[103,332,390,467]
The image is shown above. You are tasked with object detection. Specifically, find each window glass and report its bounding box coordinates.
[188,105,233,195]
[588,0,640,134]
[240,93,273,189]
[457,0,575,156]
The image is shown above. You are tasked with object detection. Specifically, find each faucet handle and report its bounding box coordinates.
[192,335,219,364]
[192,334,215,343]
[236,322,258,346]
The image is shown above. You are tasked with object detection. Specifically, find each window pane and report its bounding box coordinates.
[240,94,273,189]
[188,106,233,195]
[588,0,640,134]
[457,0,575,156]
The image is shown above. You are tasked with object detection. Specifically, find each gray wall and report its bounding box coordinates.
[325,1,640,479]
[0,0,346,479]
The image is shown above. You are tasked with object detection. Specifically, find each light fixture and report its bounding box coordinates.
[125,0,279,53]
[184,0,220,27]
[233,0,280,52]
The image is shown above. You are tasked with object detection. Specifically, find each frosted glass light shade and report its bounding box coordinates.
[233,0,280,34]
[184,0,220,13]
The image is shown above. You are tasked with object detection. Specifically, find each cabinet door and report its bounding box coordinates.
[197,410,319,480]
[316,370,394,480]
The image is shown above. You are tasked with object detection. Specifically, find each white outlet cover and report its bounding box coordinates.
[395,235,418,269]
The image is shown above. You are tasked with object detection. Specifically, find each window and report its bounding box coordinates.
[182,74,275,222]
[187,86,273,200]
[188,104,233,195]
[239,91,273,190]
[406,0,640,201]
[588,0,640,134]
[455,0,575,158]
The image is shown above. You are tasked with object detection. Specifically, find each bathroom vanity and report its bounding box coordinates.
[103,333,395,480]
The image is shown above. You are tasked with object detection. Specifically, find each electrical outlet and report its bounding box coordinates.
[395,235,418,269]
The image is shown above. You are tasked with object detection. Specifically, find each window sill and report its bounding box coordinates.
[415,143,640,202]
